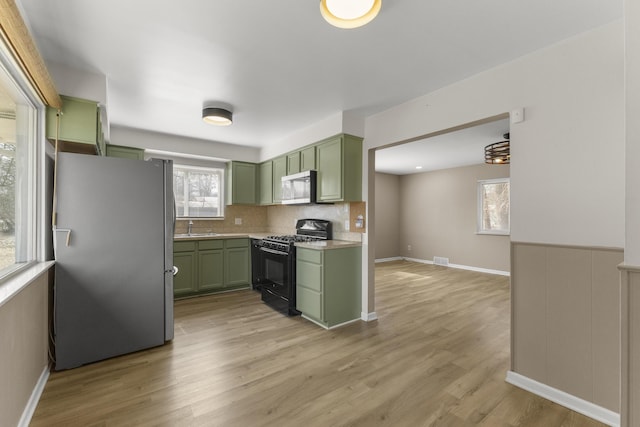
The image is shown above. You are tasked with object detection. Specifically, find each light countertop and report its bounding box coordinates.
[174,233,361,250]
[295,240,361,250]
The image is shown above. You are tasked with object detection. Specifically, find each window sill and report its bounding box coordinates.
[0,261,55,309]
[476,231,511,236]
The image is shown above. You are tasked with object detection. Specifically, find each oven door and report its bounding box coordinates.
[259,246,295,315]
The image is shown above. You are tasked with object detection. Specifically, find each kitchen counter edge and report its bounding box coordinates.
[174,233,361,250]
[294,240,362,250]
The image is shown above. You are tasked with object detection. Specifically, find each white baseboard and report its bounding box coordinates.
[402,257,510,276]
[505,371,620,427]
[361,311,378,321]
[375,257,403,263]
[18,365,50,427]
[301,315,361,330]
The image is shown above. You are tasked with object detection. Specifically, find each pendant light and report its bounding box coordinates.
[485,133,510,164]
[320,0,381,29]
[202,107,233,126]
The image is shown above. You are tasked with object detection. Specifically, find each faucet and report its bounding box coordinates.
[188,220,193,236]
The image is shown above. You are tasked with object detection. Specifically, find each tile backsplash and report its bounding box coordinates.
[175,203,362,242]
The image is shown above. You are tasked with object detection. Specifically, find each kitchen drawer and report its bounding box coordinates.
[297,248,323,264]
[225,238,249,248]
[199,240,224,250]
[297,261,323,292]
[296,286,322,321]
[174,241,196,252]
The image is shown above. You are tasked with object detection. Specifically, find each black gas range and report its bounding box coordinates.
[252,219,333,315]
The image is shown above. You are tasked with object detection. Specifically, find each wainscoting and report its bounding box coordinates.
[510,242,623,421]
[620,265,640,427]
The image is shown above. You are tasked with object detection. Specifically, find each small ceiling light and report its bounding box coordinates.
[202,107,233,126]
[485,132,510,164]
[415,166,423,170]
[320,0,381,29]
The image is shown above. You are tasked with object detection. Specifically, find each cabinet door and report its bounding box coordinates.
[259,161,273,205]
[46,96,99,145]
[297,286,323,321]
[106,145,145,160]
[198,249,224,291]
[229,162,257,205]
[272,156,287,203]
[225,247,250,287]
[300,146,316,171]
[173,251,197,297]
[287,152,301,174]
[316,136,343,202]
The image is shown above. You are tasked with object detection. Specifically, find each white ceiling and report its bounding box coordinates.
[17,0,621,169]
[376,119,510,175]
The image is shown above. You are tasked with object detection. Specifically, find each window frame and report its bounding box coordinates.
[0,40,41,283]
[477,177,510,236]
[173,163,225,219]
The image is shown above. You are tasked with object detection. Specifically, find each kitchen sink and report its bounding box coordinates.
[175,233,218,238]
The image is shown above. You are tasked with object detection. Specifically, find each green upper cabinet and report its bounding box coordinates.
[106,144,145,160]
[300,146,316,171]
[258,161,273,205]
[226,161,257,205]
[46,95,102,154]
[272,156,287,203]
[316,134,363,202]
[286,151,300,175]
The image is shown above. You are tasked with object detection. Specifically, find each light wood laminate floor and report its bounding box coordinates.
[31,261,606,426]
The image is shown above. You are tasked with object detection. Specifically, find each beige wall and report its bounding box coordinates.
[0,269,51,427]
[511,243,622,412]
[398,164,510,272]
[374,173,401,259]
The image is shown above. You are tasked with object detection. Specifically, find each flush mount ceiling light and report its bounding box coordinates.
[485,132,510,164]
[202,107,233,126]
[320,0,381,29]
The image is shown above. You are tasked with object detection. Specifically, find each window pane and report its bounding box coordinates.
[173,165,224,218]
[479,179,510,233]
[0,67,34,277]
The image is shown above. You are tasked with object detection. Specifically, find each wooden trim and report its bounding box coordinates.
[510,240,624,253]
[0,0,61,108]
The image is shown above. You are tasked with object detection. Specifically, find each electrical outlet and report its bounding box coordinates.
[344,220,350,231]
[234,218,242,225]
[407,245,412,251]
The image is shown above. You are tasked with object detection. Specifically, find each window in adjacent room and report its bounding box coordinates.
[477,178,510,235]
[174,164,224,218]
[0,55,37,279]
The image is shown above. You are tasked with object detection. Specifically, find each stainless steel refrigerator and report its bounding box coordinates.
[53,152,174,370]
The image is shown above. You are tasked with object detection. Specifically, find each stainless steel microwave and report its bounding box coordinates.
[281,170,316,204]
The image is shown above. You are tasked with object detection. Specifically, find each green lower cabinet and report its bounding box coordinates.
[198,249,224,291]
[173,238,250,298]
[225,247,250,286]
[296,246,361,328]
[173,241,197,297]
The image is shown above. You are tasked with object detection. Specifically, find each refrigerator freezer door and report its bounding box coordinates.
[54,153,168,370]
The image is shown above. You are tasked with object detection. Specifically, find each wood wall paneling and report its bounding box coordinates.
[511,242,622,413]
[511,243,547,380]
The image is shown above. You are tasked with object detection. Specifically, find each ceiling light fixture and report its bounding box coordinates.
[320,0,381,29]
[202,107,233,126]
[485,132,510,164]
